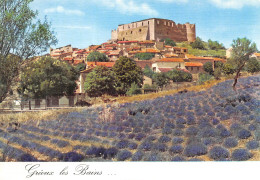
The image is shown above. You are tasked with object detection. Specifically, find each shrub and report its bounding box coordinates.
[19,154,38,162]
[154,143,168,152]
[63,152,84,162]
[223,137,238,148]
[185,127,199,136]
[135,52,154,60]
[176,118,186,124]
[171,155,186,161]
[158,136,171,143]
[128,142,138,150]
[203,62,214,75]
[128,133,135,139]
[146,136,157,142]
[126,83,142,96]
[184,143,208,157]
[169,145,184,154]
[172,137,184,144]
[173,129,184,136]
[145,153,160,161]
[116,140,129,149]
[132,151,144,161]
[117,150,132,161]
[246,140,259,150]
[248,124,257,131]
[162,127,173,135]
[203,138,215,146]
[231,149,252,161]
[104,148,118,159]
[198,73,213,85]
[209,146,230,160]
[219,128,232,138]
[135,133,146,141]
[212,119,220,125]
[237,129,251,139]
[200,128,217,138]
[139,141,153,151]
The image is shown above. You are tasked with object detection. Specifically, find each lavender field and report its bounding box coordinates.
[0,75,259,161]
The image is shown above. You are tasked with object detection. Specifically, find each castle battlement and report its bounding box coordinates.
[111,18,196,43]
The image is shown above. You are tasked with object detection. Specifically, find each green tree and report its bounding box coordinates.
[143,65,155,78]
[87,51,109,62]
[214,61,224,69]
[231,37,257,90]
[84,66,116,97]
[214,67,222,80]
[19,57,79,109]
[222,63,236,75]
[203,62,214,75]
[126,83,142,96]
[246,58,260,74]
[135,53,154,60]
[191,37,206,50]
[198,73,214,85]
[75,63,86,72]
[113,56,143,94]
[208,39,225,50]
[0,0,57,103]
[152,72,169,90]
[167,69,192,90]
[164,38,176,47]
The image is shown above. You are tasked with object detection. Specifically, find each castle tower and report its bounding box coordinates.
[185,23,196,42]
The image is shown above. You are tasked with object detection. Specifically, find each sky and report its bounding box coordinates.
[30,0,260,50]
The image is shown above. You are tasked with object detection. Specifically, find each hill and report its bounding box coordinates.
[176,42,226,58]
[0,75,259,161]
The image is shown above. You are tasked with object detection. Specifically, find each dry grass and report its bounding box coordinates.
[0,107,84,123]
[116,78,226,104]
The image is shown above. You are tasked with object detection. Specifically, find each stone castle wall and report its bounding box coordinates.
[111,18,196,42]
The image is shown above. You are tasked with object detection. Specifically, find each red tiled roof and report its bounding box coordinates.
[254,53,260,57]
[145,49,160,53]
[73,60,84,65]
[105,47,114,50]
[108,50,120,56]
[157,58,184,62]
[117,41,139,44]
[89,45,101,50]
[165,53,178,58]
[51,54,60,57]
[158,68,173,73]
[63,57,73,61]
[105,44,118,47]
[173,47,181,49]
[185,62,203,67]
[87,62,115,68]
[164,45,173,48]
[128,51,138,54]
[139,41,155,44]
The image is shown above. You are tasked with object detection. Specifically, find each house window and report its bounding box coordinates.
[148,21,149,25]
[164,21,166,25]
[197,67,199,71]
[191,67,193,71]
[172,23,174,27]
[168,22,170,26]
[142,22,143,26]
[179,63,181,67]
[153,67,156,72]
[139,29,142,32]
[126,32,127,35]
[131,31,133,34]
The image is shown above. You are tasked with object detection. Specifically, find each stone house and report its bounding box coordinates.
[185,62,203,74]
[152,58,185,73]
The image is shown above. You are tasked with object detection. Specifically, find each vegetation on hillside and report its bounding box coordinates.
[0,0,57,103]
[176,39,226,58]
[87,51,109,62]
[135,53,154,60]
[19,57,79,105]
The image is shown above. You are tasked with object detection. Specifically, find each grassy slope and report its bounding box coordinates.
[176,42,226,58]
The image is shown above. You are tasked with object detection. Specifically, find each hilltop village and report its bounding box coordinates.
[5,18,259,109]
[49,18,226,94]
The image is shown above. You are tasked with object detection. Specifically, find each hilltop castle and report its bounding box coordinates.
[111,18,196,42]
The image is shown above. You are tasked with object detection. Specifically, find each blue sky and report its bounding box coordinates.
[31,0,260,50]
